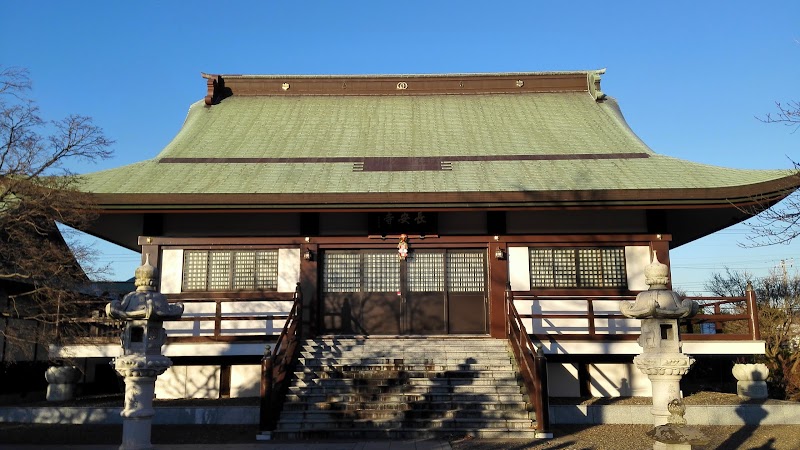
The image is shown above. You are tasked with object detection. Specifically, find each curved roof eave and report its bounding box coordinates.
[89,172,800,211]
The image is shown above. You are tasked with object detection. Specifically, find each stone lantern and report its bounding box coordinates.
[106,256,183,450]
[620,252,699,431]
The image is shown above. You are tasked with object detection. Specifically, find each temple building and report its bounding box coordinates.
[61,70,799,405]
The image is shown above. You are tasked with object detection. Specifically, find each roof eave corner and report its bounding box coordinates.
[201,72,230,106]
[588,68,607,102]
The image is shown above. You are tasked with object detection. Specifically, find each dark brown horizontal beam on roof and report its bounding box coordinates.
[159,153,650,172]
[205,72,594,97]
[136,233,663,247]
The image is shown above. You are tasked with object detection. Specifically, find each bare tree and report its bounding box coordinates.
[1,66,113,362]
[760,101,800,131]
[745,100,800,246]
[705,268,800,400]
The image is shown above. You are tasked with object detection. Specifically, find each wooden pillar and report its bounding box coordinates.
[488,242,508,338]
[300,243,318,336]
[746,281,761,340]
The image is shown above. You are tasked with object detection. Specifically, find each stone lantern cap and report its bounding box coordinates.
[620,251,698,319]
[106,255,184,322]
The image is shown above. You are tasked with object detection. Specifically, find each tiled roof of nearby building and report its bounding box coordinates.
[80,71,799,210]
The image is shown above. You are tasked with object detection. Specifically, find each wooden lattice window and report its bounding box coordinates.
[529,247,626,288]
[182,250,279,291]
[408,253,445,292]
[363,252,400,293]
[447,251,485,292]
[322,252,362,293]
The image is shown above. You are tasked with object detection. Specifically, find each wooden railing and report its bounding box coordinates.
[510,288,761,342]
[505,285,550,434]
[260,283,303,432]
[61,290,297,344]
[164,291,296,342]
[688,282,760,340]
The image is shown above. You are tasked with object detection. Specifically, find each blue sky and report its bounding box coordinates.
[2,1,798,293]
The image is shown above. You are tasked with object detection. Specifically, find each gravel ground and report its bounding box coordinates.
[2,423,800,449]
[2,392,799,449]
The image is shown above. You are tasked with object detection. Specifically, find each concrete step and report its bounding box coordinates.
[276,417,534,431]
[294,369,520,381]
[297,362,514,372]
[279,408,532,421]
[288,384,522,395]
[283,393,527,404]
[301,343,509,351]
[302,341,510,353]
[271,428,542,440]
[292,377,521,388]
[282,400,530,412]
[297,354,513,364]
[273,337,533,441]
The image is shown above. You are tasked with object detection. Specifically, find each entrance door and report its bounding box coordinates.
[320,249,487,335]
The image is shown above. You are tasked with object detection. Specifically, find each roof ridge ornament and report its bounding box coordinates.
[588,68,607,102]
[201,73,231,105]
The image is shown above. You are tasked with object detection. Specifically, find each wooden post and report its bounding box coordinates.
[505,283,512,338]
[259,346,273,431]
[746,281,761,340]
[300,244,317,336]
[489,242,508,338]
[533,344,550,433]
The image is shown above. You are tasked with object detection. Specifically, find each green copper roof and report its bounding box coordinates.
[80,84,797,208]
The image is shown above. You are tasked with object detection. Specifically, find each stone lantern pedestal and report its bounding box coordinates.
[114,354,173,449]
[620,252,700,447]
[732,363,769,400]
[632,320,695,426]
[44,365,81,401]
[106,257,183,450]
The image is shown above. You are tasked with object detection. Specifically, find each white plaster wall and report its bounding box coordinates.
[230,365,261,398]
[531,318,590,335]
[532,299,591,334]
[217,300,292,335]
[547,363,580,397]
[593,318,641,335]
[278,249,300,292]
[159,249,184,294]
[589,363,652,397]
[221,300,292,315]
[165,301,216,337]
[625,246,650,291]
[155,366,186,399]
[155,365,221,399]
[508,247,531,291]
[219,319,286,335]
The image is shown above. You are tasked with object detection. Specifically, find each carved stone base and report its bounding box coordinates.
[737,380,769,400]
[732,363,770,400]
[45,366,81,402]
[114,355,172,450]
[120,417,154,450]
[634,353,694,427]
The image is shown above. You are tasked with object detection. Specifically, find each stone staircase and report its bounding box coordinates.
[272,336,539,439]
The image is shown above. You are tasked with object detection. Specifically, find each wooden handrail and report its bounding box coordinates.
[505,286,549,434]
[509,291,761,341]
[260,282,303,432]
